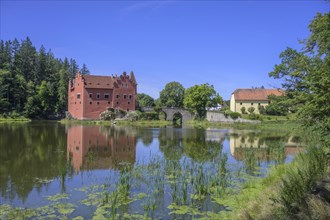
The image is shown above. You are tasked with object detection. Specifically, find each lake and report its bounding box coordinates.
[0,122,302,219]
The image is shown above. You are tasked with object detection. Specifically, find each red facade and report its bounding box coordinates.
[67,125,136,173]
[68,72,137,119]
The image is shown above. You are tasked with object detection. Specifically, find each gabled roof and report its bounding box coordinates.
[82,75,115,89]
[232,89,284,101]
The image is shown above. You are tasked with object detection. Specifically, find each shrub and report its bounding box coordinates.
[229,111,241,119]
[258,105,266,115]
[248,107,255,114]
[100,108,127,120]
[241,106,246,114]
[248,113,262,120]
[125,111,141,121]
[139,112,159,120]
[100,111,116,120]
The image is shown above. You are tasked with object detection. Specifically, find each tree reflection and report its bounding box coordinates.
[158,128,226,162]
[0,122,69,202]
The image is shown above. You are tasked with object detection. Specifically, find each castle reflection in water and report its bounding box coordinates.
[66,126,302,173]
[67,126,137,173]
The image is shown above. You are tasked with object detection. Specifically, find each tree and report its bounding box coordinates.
[137,93,155,108]
[159,81,185,107]
[80,63,90,75]
[265,95,291,116]
[183,83,223,119]
[0,37,88,119]
[57,58,70,113]
[269,12,330,131]
[69,59,79,80]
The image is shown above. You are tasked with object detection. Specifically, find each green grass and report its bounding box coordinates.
[224,129,330,220]
[60,119,172,127]
[116,119,171,127]
[0,117,31,123]
[241,113,296,122]
[186,119,301,132]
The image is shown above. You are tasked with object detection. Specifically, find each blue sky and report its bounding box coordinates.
[1,1,328,100]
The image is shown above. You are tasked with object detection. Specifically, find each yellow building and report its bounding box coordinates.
[230,88,283,114]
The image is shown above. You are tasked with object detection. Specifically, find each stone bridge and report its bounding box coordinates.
[161,107,194,122]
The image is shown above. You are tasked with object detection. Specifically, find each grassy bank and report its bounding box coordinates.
[223,128,330,220]
[186,119,301,132]
[60,119,172,127]
[0,117,31,123]
[115,119,171,127]
[60,119,114,125]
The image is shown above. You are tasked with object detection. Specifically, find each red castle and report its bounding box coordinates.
[68,71,137,119]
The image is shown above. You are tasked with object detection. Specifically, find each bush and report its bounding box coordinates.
[100,111,116,120]
[125,111,141,121]
[258,105,266,115]
[100,108,127,120]
[224,110,241,119]
[139,112,159,120]
[248,113,262,120]
[241,106,246,114]
[248,107,255,114]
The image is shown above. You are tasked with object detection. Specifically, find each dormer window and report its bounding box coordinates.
[89,93,93,98]
[104,93,109,99]
[97,93,100,99]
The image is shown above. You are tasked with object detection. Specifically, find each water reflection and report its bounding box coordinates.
[229,130,302,174]
[0,123,303,213]
[67,125,137,173]
[158,128,226,162]
[0,122,69,202]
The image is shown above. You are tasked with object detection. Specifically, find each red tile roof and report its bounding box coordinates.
[233,89,284,101]
[81,72,137,89]
[82,75,116,89]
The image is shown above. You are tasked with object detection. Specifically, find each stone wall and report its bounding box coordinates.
[206,111,260,123]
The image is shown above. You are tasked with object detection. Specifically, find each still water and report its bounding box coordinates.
[0,122,301,219]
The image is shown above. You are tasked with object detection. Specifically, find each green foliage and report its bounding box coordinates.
[159,81,185,107]
[184,83,223,119]
[269,12,330,132]
[248,113,262,121]
[240,106,246,114]
[247,107,255,114]
[137,93,155,109]
[276,137,328,218]
[265,95,291,116]
[229,111,241,119]
[80,63,90,75]
[258,105,266,115]
[0,37,84,119]
[138,112,159,120]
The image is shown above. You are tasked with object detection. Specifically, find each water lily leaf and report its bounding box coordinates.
[72,216,84,220]
[47,193,69,202]
[53,203,76,215]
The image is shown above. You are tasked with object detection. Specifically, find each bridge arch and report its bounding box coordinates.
[161,107,194,123]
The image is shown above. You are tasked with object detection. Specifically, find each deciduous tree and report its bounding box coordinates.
[269,12,330,131]
[159,81,185,108]
[183,83,222,119]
